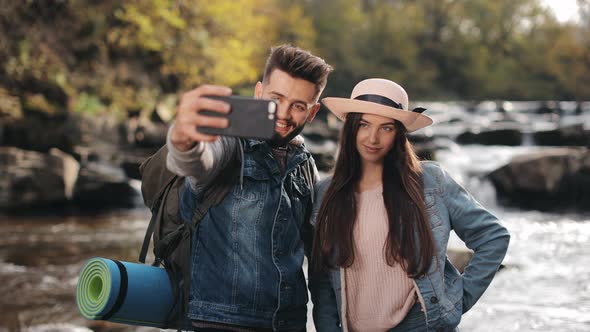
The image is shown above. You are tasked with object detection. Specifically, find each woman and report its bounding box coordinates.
[309,78,510,332]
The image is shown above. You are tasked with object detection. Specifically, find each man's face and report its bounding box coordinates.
[255,69,320,146]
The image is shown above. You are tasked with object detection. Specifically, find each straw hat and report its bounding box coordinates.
[322,78,433,132]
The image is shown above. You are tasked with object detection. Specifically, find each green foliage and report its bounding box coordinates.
[0,0,587,121]
[73,92,105,116]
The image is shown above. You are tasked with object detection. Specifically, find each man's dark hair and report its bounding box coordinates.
[263,44,333,95]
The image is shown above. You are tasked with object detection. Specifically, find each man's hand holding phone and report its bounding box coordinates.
[170,85,232,151]
[171,85,277,151]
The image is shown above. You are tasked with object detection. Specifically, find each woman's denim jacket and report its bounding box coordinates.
[179,138,315,331]
[309,161,510,332]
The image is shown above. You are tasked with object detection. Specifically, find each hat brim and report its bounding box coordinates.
[322,97,433,132]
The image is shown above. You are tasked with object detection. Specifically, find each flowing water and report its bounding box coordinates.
[1,145,589,332]
[437,146,590,332]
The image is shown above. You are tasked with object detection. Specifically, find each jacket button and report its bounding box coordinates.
[430,296,438,304]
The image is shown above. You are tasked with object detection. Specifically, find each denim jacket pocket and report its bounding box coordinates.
[232,166,269,202]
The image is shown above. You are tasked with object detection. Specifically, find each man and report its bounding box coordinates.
[166,45,333,331]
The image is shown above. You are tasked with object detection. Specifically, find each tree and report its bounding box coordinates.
[0,0,315,118]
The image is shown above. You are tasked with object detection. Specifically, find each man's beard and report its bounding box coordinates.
[267,122,305,147]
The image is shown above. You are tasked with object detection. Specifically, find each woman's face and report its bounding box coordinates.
[355,113,397,165]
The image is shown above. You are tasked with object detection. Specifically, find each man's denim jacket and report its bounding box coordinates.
[178,138,315,331]
[309,161,510,332]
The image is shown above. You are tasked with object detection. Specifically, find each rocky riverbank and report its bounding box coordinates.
[1,102,589,212]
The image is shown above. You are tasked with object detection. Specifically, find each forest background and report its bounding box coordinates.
[1,0,589,123]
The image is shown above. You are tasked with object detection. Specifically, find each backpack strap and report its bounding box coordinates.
[301,156,317,201]
[139,196,163,264]
[138,145,178,264]
[139,145,177,208]
[300,155,318,258]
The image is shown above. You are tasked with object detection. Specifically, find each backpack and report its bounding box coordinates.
[137,142,316,330]
[137,144,239,330]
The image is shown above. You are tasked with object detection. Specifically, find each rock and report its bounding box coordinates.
[0,88,23,119]
[49,148,80,199]
[23,93,60,115]
[303,118,340,142]
[488,148,590,210]
[536,101,561,115]
[119,147,158,180]
[1,112,80,153]
[305,139,337,173]
[77,114,126,147]
[533,123,589,146]
[409,134,438,160]
[0,147,80,209]
[121,160,142,180]
[302,120,340,173]
[0,146,139,210]
[1,112,128,156]
[310,151,335,173]
[456,124,523,146]
[132,121,168,149]
[72,161,138,207]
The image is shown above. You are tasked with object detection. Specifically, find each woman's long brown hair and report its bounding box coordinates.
[311,112,434,278]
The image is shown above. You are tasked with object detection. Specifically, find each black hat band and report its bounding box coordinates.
[354,94,404,110]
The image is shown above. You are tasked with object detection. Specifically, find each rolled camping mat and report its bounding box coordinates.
[76,257,177,328]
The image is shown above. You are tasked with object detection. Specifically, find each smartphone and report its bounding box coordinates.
[198,95,277,140]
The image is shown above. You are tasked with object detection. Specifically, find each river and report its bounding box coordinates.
[1,144,589,332]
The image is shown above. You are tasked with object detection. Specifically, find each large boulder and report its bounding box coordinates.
[119,147,157,180]
[488,148,590,210]
[533,123,590,146]
[456,123,523,146]
[304,138,337,173]
[302,119,340,173]
[0,112,126,155]
[72,161,138,208]
[0,88,23,119]
[0,146,138,211]
[0,147,79,209]
[409,134,439,161]
[131,121,168,149]
[1,112,81,154]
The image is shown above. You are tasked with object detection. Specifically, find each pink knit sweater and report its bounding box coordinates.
[344,186,416,332]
